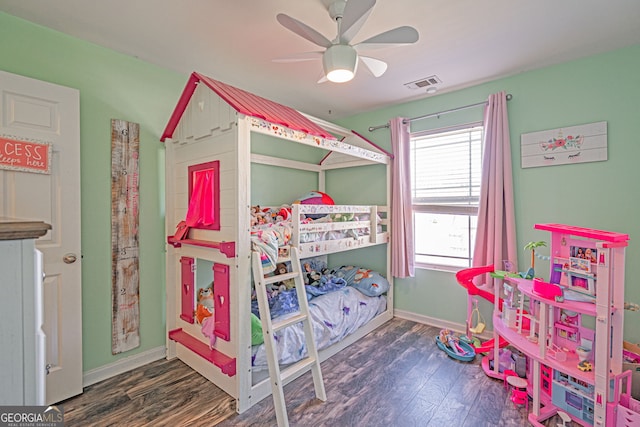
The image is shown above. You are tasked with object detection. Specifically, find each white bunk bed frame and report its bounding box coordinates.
[161,73,393,413]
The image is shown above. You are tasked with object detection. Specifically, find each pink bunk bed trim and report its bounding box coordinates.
[534,223,629,244]
[169,328,236,377]
[161,72,336,142]
[167,235,236,258]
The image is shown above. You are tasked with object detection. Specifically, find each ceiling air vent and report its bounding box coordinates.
[404,75,442,90]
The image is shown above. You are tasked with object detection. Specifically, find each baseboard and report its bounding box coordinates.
[394,309,493,340]
[83,346,166,387]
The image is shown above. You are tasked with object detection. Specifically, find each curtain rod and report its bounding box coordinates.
[368,93,513,132]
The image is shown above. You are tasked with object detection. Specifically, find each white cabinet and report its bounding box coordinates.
[0,218,50,405]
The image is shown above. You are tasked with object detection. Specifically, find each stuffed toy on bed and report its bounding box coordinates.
[195,286,214,324]
[275,262,295,289]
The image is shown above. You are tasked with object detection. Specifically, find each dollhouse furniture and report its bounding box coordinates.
[0,218,50,405]
[161,72,392,414]
[487,223,633,426]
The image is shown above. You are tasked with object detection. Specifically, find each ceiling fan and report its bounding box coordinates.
[275,0,419,83]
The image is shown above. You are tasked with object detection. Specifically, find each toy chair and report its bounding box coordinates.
[556,410,571,426]
[505,372,529,410]
[511,388,528,410]
[503,369,518,390]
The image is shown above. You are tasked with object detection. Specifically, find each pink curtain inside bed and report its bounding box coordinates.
[472,91,518,284]
[185,169,215,228]
[390,117,415,278]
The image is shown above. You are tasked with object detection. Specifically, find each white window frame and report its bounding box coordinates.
[410,122,483,271]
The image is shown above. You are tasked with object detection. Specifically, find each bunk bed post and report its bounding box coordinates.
[236,116,254,413]
[164,137,178,360]
[385,154,393,314]
[292,204,301,249]
[318,169,325,194]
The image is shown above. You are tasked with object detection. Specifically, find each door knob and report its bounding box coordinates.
[63,253,77,264]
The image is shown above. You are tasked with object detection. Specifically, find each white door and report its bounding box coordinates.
[0,70,82,404]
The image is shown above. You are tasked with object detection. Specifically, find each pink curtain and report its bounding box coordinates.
[390,117,415,278]
[185,169,215,227]
[472,92,518,284]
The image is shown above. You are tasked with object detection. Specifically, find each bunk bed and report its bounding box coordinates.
[161,72,393,413]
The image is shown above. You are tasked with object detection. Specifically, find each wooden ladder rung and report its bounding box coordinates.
[263,271,299,285]
[281,357,316,383]
[272,312,307,332]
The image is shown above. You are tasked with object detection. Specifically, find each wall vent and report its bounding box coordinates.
[404,75,442,90]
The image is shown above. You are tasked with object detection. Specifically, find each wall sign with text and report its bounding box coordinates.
[0,136,52,174]
[521,121,607,168]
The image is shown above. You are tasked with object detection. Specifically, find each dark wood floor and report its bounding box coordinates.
[59,318,536,426]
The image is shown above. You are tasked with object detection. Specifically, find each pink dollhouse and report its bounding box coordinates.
[483,223,639,426]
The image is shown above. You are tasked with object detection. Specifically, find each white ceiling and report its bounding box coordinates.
[2,0,640,121]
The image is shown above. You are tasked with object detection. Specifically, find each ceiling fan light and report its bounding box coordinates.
[323,45,357,83]
[326,69,354,83]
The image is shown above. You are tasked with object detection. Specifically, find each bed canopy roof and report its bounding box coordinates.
[161,72,335,142]
[161,72,391,164]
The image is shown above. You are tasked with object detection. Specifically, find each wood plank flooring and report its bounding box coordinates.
[59,318,538,426]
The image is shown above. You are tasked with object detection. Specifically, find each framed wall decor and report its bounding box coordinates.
[521,121,607,168]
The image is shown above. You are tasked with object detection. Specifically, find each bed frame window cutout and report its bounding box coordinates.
[186,160,220,230]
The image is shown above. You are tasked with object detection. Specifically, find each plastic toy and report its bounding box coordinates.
[532,278,564,302]
[469,298,486,334]
[522,240,546,279]
[577,360,593,372]
[436,329,476,362]
[455,265,513,354]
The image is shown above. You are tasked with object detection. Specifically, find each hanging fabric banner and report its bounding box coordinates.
[0,135,51,174]
[111,119,141,354]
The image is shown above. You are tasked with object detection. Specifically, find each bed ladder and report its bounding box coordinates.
[251,246,326,427]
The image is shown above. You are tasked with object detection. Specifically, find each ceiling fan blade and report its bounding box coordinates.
[272,51,323,63]
[359,56,387,77]
[339,0,376,44]
[356,26,419,48]
[276,13,333,48]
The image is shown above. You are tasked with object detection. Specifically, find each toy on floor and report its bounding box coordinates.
[456,265,514,355]
[436,329,476,362]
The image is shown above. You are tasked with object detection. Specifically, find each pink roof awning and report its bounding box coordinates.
[161,72,335,142]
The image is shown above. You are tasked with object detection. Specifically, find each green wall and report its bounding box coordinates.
[3,9,640,377]
[0,13,186,371]
[339,44,640,343]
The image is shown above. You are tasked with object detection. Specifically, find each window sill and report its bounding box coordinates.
[415,262,463,273]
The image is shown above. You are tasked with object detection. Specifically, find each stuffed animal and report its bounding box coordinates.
[331,212,354,222]
[195,286,214,324]
[275,206,291,222]
[266,282,286,298]
[275,262,295,289]
[250,205,269,227]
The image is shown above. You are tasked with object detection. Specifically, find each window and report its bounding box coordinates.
[411,123,483,269]
[186,160,220,230]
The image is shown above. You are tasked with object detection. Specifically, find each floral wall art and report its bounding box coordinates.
[521,121,607,168]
